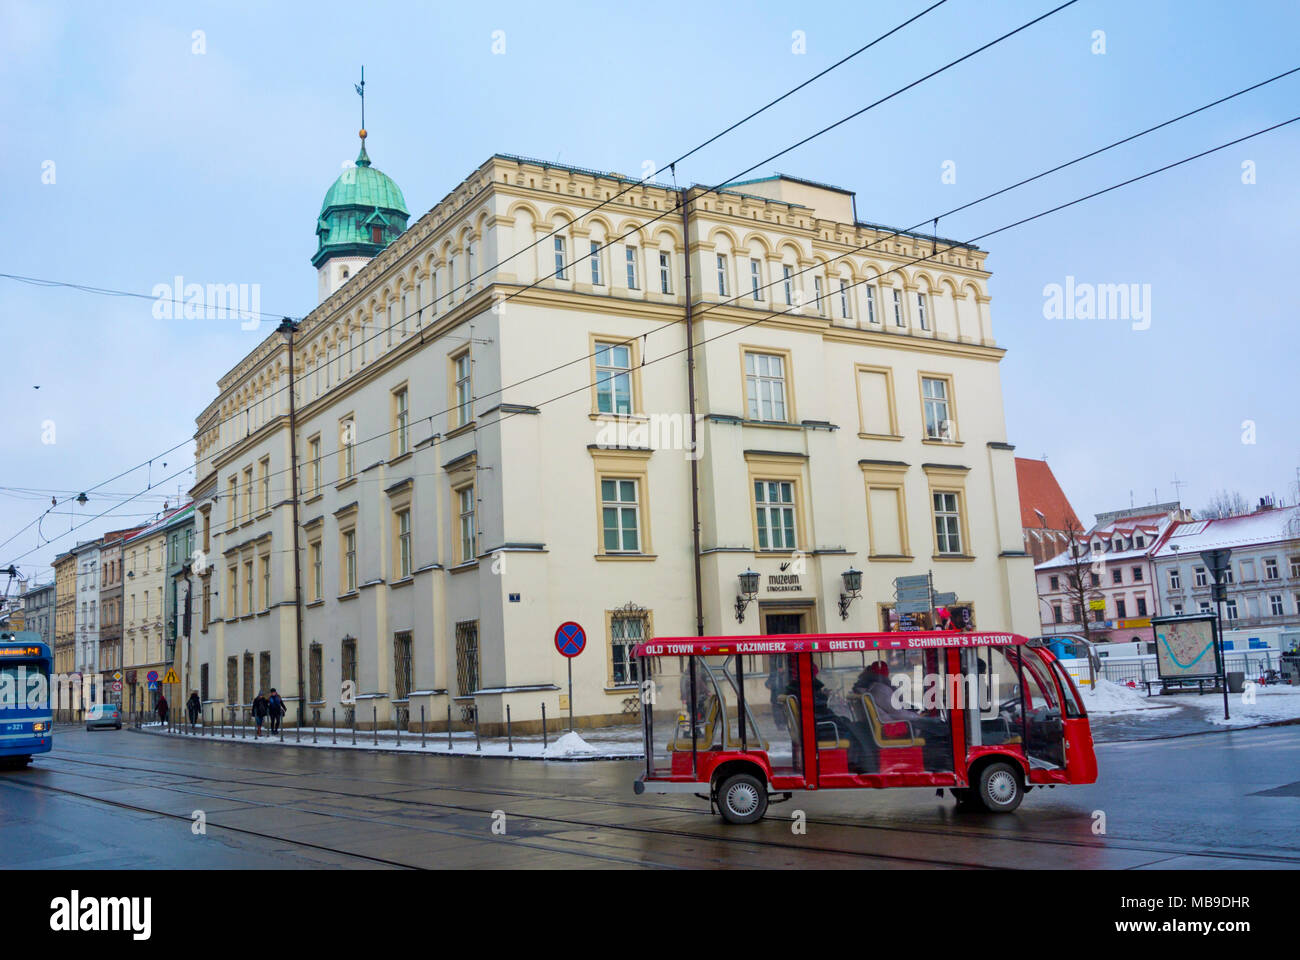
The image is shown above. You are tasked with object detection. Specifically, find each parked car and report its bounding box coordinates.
[86,703,123,731]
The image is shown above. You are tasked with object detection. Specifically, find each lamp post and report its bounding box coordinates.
[838,567,862,620]
[277,317,307,728]
[734,568,759,623]
[1199,548,1231,720]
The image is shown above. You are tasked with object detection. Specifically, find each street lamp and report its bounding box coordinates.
[838,567,862,620]
[734,568,759,623]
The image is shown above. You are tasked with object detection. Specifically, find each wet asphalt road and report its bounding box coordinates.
[2,724,1297,869]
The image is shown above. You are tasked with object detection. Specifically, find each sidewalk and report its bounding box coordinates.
[1082,678,1300,741]
[138,721,644,760]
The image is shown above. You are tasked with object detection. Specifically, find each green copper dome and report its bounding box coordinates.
[312,140,410,268]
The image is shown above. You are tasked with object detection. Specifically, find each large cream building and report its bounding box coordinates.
[186,139,1038,732]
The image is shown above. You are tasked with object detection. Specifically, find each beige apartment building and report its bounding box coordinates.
[187,144,1037,732]
[53,550,77,675]
[122,510,176,713]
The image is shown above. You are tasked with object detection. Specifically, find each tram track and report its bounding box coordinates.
[42,740,1300,868]
[14,750,1003,870]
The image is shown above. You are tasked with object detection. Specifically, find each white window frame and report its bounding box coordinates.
[554,236,567,280]
[590,240,602,285]
[750,259,763,301]
[625,246,639,289]
[921,376,953,440]
[865,284,877,323]
[754,480,797,551]
[716,254,728,296]
[933,491,963,555]
[892,288,905,326]
[594,341,633,415]
[600,478,641,553]
[744,352,788,422]
[658,251,671,294]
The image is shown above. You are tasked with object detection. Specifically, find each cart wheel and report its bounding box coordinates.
[717,772,768,825]
[975,762,1023,813]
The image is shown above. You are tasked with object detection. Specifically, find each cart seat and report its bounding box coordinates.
[780,694,850,749]
[856,695,926,748]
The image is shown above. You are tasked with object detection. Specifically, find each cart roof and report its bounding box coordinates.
[632,630,1027,657]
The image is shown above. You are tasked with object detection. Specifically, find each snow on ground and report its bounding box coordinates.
[1078,678,1175,716]
[143,721,645,760]
[541,731,598,759]
[1180,684,1300,727]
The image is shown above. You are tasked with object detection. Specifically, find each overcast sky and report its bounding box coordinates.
[3,0,1298,585]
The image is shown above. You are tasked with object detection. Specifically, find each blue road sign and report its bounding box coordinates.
[555,621,587,658]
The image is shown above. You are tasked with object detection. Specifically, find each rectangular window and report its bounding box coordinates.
[258,457,270,512]
[226,657,237,704]
[716,254,728,296]
[839,279,851,320]
[1199,601,1212,614]
[554,236,567,280]
[1052,604,1063,624]
[397,509,412,578]
[341,420,355,478]
[1116,598,1127,619]
[1290,557,1300,579]
[1194,566,1208,587]
[892,288,904,326]
[341,637,357,703]
[921,376,953,440]
[243,467,253,520]
[750,259,763,301]
[755,480,797,551]
[1225,599,1238,620]
[244,560,254,615]
[394,631,413,701]
[465,244,474,291]
[310,541,322,602]
[782,265,793,306]
[227,568,237,619]
[308,436,321,496]
[659,251,671,294]
[259,554,270,611]
[610,610,648,686]
[395,387,409,456]
[1132,566,1144,582]
[814,276,824,315]
[865,285,877,323]
[1270,594,1284,616]
[744,352,787,422]
[1264,558,1279,580]
[1172,602,1184,616]
[590,240,602,285]
[1169,568,1181,590]
[594,341,633,415]
[1049,575,1060,591]
[601,478,640,553]
[1112,568,1123,584]
[1136,596,1147,616]
[453,352,472,427]
[455,620,480,697]
[625,246,639,289]
[458,486,476,564]
[933,491,963,555]
[916,292,929,330]
[1091,572,1101,587]
[309,644,322,702]
[343,530,357,593]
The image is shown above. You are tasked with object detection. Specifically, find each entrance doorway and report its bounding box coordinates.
[764,612,806,635]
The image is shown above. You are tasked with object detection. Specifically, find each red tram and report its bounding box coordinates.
[632,630,1097,824]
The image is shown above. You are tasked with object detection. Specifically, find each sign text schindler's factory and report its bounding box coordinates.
[767,573,802,593]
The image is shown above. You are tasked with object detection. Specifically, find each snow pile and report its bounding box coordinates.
[541,731,599,759]
[1080,677,1163,715]
[1197,685,1300,727]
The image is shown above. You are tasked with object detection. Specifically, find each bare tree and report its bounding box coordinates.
[1197,489,1250,520]
[1058,517,1106,680]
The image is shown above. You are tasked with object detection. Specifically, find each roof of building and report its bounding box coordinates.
[313,137,409,268]
[124,505,189,544]
[1151,506,1300,558]
[1014,458,1081,531]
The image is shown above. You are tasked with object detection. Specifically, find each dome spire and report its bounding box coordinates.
[354,65,370,167]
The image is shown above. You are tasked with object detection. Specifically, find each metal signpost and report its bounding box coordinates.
[554,621,586,731]
[1200,547,1233,720]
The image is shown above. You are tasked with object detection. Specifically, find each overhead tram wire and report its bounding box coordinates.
[0,0,1023,557]
[0,273,290,323]
[14,105,1294,572]
[15,104,1294,572]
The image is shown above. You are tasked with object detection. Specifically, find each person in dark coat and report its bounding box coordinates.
[267,688,285,735]
[155,694,169,725]
[251,692,269,738]
[186,691,201,730]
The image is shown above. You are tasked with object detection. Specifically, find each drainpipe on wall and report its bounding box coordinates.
[680,187,705,637]
[277,318,307,726]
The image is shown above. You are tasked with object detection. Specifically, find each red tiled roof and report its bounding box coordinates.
[1015,458,1081,531]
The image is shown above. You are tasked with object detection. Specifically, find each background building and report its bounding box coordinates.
[123,510,179,713]
[72,539,102,676]
[1015,457,1081,565]
[21,581,55,647]
[99,527,140,703]
[53,551,76,674]
[187,144,1039,732]
[1153,502,1300,653]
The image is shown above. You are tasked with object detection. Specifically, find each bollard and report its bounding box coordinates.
[447,702,452,750]
[241,708,246,739]
[332,708,337,745]
[373,706,378,747]
[279,713,284,742]
[396,710,401,748]
[507,705,513,753]
[420,707,426,749]
[312,715,317,744]
[474,708,480,752]
[351,710,356,746]
[296,709,301,742]
[542,701,548,749]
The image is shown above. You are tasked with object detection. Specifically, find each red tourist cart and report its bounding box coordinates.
[632,630,1097,824]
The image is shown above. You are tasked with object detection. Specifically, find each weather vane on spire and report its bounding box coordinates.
[354,65,366,141]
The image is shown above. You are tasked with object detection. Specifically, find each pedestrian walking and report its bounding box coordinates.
[267,688,284,735]
[186,690,201,730]
[252,691,269,738]
[155,693,169,726]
